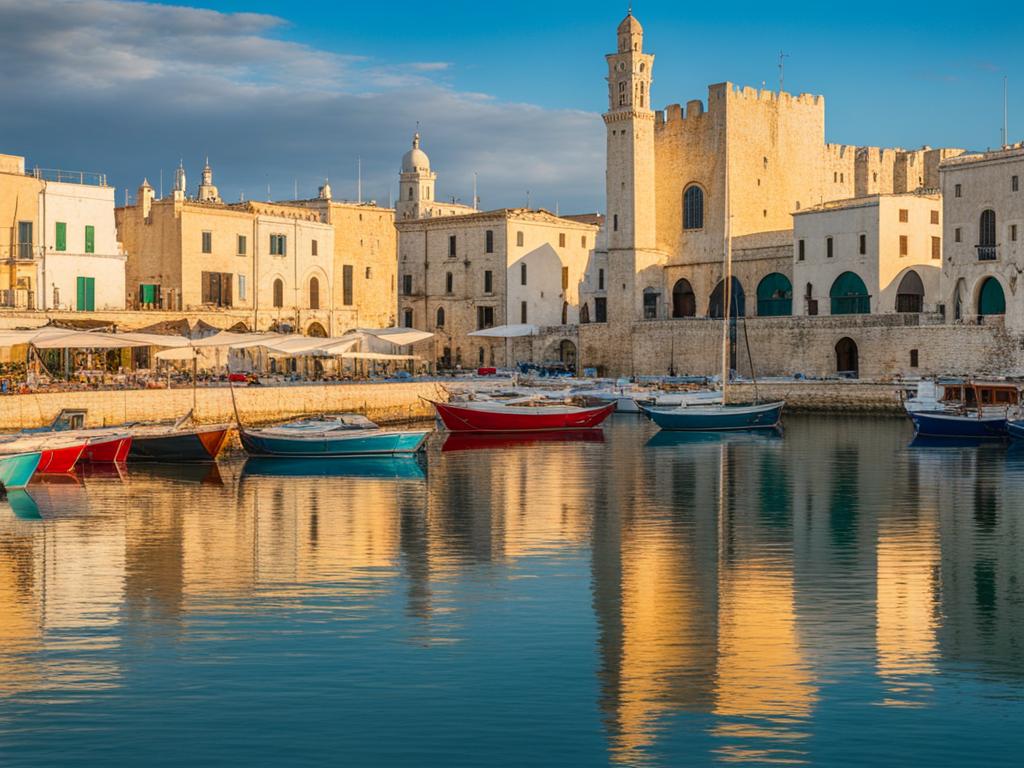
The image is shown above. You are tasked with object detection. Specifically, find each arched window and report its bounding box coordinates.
[307,322,327,338]
[829,272,870,315]
[272,278,283,308]
[436,307,445,328]
[708,277,745,318]
[980,209,997,246]
[756,273,793,316]
[671,278,696,318]
[580,303,590,324]
[895,270,925,313]
[978,277,1005,316]
[561,301,569,325]
[445,272,453,294]
[309,276,319,310]
[683,185,704,230]
[408,186,413,200]
[836,338,859,378]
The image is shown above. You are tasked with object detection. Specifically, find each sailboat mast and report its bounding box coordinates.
[720,139,731,403]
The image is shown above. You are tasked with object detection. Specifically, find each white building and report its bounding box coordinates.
[792,190,942,317]
[38,177,127,311]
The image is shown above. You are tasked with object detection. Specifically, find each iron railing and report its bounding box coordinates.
[977,245,998,261]
[28,168,108,187]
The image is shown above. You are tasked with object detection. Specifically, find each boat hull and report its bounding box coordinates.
[0,452,42,489]
[641,402,784,432]
[432,401,615,433]
[908,410,1008,440]
[1006,420,1024,441]
[37,443,87,473]
[83,436,132,463]
[128,427,230,462]
[239,429,429,457]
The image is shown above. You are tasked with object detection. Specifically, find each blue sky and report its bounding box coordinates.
[1,0,1021,212]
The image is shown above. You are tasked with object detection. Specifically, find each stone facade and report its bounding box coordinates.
[940,144,1024,329]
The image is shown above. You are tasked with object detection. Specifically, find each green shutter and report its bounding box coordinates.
[76,277,86,311]
[84,225,95,254]
[55,222,66,251]
[86,278,95,311]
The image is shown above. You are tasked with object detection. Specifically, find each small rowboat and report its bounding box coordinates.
[430,399,616,433]
[640,401,785,432]
[0,451,42,489]
[239,414,429,457]
[0,435,86,474]
[128,423,231,462]
[908,410,1008,440]
[83,433,133,463]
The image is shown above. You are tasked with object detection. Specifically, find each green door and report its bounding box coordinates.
[830,272,870,315]
[55,222,67,251]
[76,277,95,311]
[84,225,95,254]
[978,278,1005,316]
[756,273,793,316]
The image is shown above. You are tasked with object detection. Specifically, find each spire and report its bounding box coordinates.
[173,159,187,196]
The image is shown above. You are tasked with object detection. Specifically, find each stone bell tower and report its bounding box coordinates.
[604,12,660,324]
[396,133,436,220]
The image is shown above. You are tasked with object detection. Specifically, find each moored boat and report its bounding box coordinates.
[1005,420,1024,441]
[905,380,1017,440]
[0,435,86,474]
[239,414,429,457]
[0,451,42,490]
[83,433,133,463]
[908,410,1009,440]
[128,423,231,462]
[640,401,785,432]
[430,399,615,433]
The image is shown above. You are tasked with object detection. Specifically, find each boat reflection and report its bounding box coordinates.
[123,462,225,485]
[644,428,783,449]
[3,490,41,520]
[441,429,605,452]
[241,456,426,480]
[77,462,127,482]
[908,435,1006,449]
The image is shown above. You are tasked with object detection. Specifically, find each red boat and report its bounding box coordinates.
[431,399,616,433]
[0,435,87,474]
[83,433,133,463]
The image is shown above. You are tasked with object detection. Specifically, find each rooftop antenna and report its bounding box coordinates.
[294,178,298,200]
[266,181,271,202]
[526,189,531,209]
[555,200,560,217]
[778,50,790,93]
[1003,76,1009,148]
[159,168,163,199]
[473,172,478,210]
[357,157,362,204]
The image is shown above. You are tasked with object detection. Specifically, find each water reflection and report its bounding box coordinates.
[0,416,1023,765]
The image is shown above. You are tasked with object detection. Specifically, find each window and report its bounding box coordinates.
[932,236,941,259]
[910,349,919,368]
[448,234,457,257]
[594,297,607,322]
[980,209,997,246]
[561,266,569,291]
[559,233,566,248]
[75,276,95,311]
[201,271,233,307]
[1014,175,1020,192]
[954,183,962,198]
[598,268,605,290]
[683,185,704,230]
[581,235,587,248]
[485,230,494,253]
[270,234,287,256]
[1012,225,1019,242]
[476,306,495,329]
[520,263,527,286]
[520,301,528,324]
[237,235,247,256]
[436,307,445,328]
[859,234,866,255]
[642,290,659,320]
[613,215,618,232]
[55,222,66,252]
[478,347,485,366]
[402,274,413,295]
[798,239,805,261]
[365,267,372,279]
[516,231,524,247]
[955,228,962,243]
[899,235,908,256]
[445,272,453,294]
[306,276,319,310]
[273,278,284,308]
[342,266,353,306]
[930,210,939,225]
[899,209,909,223]
[17,220,34,258]
[85,225,95,254]
[238,274,247,301]
[202,231,212,254]
[484,270,493,294]
[826,237,834,258]
[139,284,160,306]
[403,308,414,328]
[311,239,318,257]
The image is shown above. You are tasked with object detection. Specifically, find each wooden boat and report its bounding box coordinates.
[22,411,131,463]
[0,451,42,490]
[905,380,1017,440]
[430,399,615,433]
[239,414,429,457]
[0,435,86,474]
[908,410,1009,440]
[82,433,133,463]
[128,422,231,462]
[640,401,785,432]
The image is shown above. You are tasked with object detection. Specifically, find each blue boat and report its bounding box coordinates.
[640,401,785,432]
[1008,420,1024,441]
[907,410,1008,440]
[0,451,42,490]
[239,414,430,458]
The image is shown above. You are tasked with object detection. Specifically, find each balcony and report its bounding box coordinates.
[0,244,43,262]
[27,167,108,187]
[977,245,998,261]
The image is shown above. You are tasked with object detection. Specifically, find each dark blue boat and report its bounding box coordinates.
[1008,420,1024,441]
[907,410,1008,440]
[640,401,784,432]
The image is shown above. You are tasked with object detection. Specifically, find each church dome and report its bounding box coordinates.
[402,133,430,173]
[617,12,642,36]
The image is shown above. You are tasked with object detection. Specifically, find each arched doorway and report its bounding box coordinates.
[559,339,577,368]
[895,270,925,313]
[306,322,327,337]
[671,278,696,318]
[978,277,1006,317]
[836,337,859,378]
[756,273,793,316]
[435,307,445,328]
[830,272,870,315]
[708,277,746,318]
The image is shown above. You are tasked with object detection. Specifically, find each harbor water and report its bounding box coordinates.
[1,415,1022,766]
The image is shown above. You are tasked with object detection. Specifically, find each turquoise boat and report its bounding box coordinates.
[239,414,430,458]
[640,401,785,432]
[0,451,42,490]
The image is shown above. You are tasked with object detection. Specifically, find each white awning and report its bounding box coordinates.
[468,324,538,338]
[31,330,154,349]
[342,351,420,361]
[191,331,282,349]
[155,347,200,361]
[357,327,434,346]
[115,332,192,348]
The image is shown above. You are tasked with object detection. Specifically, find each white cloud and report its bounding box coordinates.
[0,0,605,212]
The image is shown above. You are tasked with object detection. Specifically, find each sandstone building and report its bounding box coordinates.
[0,153,126,311]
